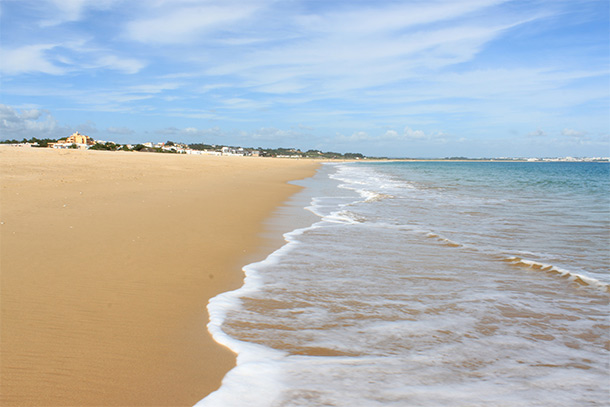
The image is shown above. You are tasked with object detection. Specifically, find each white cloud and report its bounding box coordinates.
[0,105,102,140]
[296,0,506,35]
[164,108,221,120]
[219,98,271,110]
[155,126,225,140]
[155,127,181,135]
[337,127,445,144]
[0,104,66,139]
[94,55,146,74]
[383,130,399,139]
[203,6,546,104]
[251,127,303,142]
[76,120,98,134]
[151,125,310,146]
[198,83,233,93]
[0,44,146,76]
[125,3,263,44]
[0,44,66,75]
[402,127,429,140]
[127,82,182,94]
[383,127,446,142]
[527,129,548,138]
[19,109,43,120]
[561,128,590,143]
[44,0,92,23]
[561,128,586,138]
[41,0,120,25]
[107,126,135,135]
[349,131,371,142]
[178,0,605,129]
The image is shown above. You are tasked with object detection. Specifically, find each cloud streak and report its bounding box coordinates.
[1,44,66,75]
[124,2,265,44]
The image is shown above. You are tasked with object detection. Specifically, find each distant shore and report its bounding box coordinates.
[0,146,319,406]
[3,141,607,162]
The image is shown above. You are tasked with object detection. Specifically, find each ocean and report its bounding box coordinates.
[197,161,609,407]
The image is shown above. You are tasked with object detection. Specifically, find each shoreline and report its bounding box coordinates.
[0,146,319,406]
[197,170,327,406]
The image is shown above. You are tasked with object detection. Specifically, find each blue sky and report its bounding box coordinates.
[1,0,608,157]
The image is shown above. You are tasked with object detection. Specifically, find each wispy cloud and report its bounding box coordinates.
[93,55,146,74]
[124,1,265,44]
[201,1,541,99]
[0,44,66,75]
[0,43,146,75]
[106,126,135,135]
[219,98,271,111]
[154,126,226,142]
[250,127,305,142]
[561,128,589,143]
[527,129,548,138]
[338,126,447,144]
[39,0,121,25]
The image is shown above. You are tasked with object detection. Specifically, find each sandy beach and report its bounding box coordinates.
[0,146,319,406]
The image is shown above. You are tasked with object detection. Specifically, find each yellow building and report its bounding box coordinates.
[59,132,95,146]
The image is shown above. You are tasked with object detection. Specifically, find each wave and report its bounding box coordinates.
[330,164,402,203]
[426,232,462,248]
[503,257,609,293]
[358,190,394,202]
[336,183,394,204]
[358,190,393,203]
[325,210,367,224]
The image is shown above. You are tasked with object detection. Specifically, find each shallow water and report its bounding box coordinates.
[198,161,609,406]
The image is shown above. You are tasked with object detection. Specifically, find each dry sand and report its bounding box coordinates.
[0,146,319,406]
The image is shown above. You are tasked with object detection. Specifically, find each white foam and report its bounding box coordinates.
[194,343,286,407]
[505,257,610,292]
[196,207,326,406]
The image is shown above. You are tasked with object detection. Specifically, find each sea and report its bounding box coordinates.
[196,161,609,407]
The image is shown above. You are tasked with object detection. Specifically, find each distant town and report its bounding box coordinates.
[1,132,366,160]
[1,132,608,162]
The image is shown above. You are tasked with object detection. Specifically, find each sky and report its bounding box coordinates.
[1,0,608,158]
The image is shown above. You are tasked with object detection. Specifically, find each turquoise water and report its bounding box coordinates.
[199,161,609,407]
[358,161,609,285]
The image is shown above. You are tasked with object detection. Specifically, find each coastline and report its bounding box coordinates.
[0,146,319,406]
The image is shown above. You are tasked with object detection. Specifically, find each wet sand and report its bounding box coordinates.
[0,146,319,406]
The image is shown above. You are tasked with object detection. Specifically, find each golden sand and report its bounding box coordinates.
[0,146,319,406]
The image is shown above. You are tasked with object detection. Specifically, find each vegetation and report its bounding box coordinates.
[89,142,119,151]
[1,136,369,159]
[154,147,177,153]
[0,137,58,147]
[186,143,366,159]
[188,143,218,151]
[259,147,301,157]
